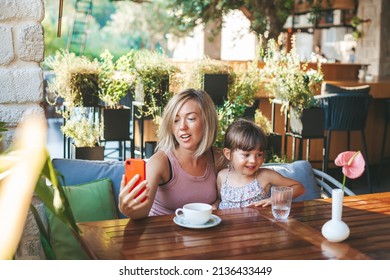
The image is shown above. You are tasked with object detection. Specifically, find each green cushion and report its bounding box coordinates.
[46,178,118,260]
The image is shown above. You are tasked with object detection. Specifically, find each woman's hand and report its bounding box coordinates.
[250,198,271,208]
[118,174,149,217]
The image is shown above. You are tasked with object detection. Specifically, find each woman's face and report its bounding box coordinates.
[172,99,204,151]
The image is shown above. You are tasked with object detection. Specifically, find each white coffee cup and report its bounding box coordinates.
[175,203,212,225]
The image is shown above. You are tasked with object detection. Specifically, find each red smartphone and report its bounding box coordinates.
[125,158,146,201]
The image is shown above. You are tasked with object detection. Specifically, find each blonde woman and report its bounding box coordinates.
[118,89,226,219]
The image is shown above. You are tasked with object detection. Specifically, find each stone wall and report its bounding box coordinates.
[0,0,45,149]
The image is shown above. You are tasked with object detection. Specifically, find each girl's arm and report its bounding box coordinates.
[251,168,305,207]
[258,168,305,198]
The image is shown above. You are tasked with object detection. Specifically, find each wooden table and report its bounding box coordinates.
[78,192,390,260]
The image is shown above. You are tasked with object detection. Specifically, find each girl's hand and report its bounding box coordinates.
[250,198,271,207]
[118,174,149,216]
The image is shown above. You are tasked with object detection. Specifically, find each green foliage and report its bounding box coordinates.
[307,0,332,24]
[45,50,102,147]
[45,50,100,108]
[183,58,235,90]
[260,35,323,117]
[132,50,179,123]
[163,0,295,39]
[254,110,272,136]
[266,154,288,164]
[98,50,136,108]
[216,97,247,148]
[0,121,7,135]
[0,148,82,259]
[350,16,364,40]
[229,60,262,107]
[181,57,263,148]
[61,108,101,148]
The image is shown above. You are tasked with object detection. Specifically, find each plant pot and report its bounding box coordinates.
[321,189,350,242]
[71,144,104,160]
[242,98,260,119]
[142,75,169,121]
[101,107,131,141]
[203,73,229,107]
[290,106,325,138]
[70,72,100,107]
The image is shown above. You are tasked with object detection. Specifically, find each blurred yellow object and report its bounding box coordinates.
[0,112,47,260]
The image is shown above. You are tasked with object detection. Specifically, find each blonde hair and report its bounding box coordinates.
[156,89,218,158]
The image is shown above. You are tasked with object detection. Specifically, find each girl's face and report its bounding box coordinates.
[224,148,265,176]
[173,99,204,151]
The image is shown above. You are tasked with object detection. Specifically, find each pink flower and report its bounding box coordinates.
[334,151,365,191]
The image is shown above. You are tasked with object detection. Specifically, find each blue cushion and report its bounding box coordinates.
[263,160,321,202]
[52,158,125,218]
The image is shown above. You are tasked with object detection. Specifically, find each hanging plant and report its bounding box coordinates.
[350,16,371,40]
[307,0,331,25]
[46,49,100,108]
[98,50,136,109]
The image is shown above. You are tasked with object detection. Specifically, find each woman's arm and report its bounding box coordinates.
[118,151,170,219]
[212,170,225,210]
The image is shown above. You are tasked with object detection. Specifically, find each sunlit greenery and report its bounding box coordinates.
[162,0,294,39]
[43,0,173,60]
[260,35,323,117]
[43,0,295,61]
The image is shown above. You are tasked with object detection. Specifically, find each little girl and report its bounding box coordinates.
[217,118,305,209]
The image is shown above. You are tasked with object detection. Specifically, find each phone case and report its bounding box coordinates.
[125,158,146,201]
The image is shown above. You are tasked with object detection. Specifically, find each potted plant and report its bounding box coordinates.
[47,50,100,108]
[229,58,263,119]
[98,50,136,141]
[260,35,324,138]
[61,107,104,160]
[46,50,104,159]
[182,57,263,148]
[132,50,179,125]
[183,57,234,107]
[254,110,283,161]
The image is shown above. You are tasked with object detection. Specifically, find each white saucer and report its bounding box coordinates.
[173,214,222,229]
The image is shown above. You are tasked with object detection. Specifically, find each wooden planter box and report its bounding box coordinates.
[101,107,131,141]
[71,144,104,160]
[289,107,325,138]
[203,73,229,107]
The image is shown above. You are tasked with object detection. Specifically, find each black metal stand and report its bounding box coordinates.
[131,101,145,159]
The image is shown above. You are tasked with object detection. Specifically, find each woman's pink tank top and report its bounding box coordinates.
[149,149,217,216]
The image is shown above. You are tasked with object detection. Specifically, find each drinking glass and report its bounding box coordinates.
[271,186,293,220]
